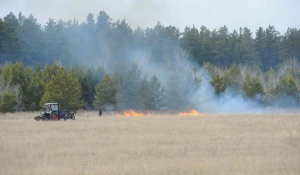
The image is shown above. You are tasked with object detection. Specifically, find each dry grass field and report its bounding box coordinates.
[0,111,300,175]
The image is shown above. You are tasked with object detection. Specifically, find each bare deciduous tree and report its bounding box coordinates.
[0,77,22,110]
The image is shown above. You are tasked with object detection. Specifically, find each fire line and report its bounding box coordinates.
[115,109,201,117]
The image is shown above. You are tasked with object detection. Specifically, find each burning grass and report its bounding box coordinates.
[115,109,202,117]
[178,109,202,116]
[0,112,300,175]
[116,109,152,117]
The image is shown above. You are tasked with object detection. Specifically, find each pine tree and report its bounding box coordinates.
[138,75,166,110]
[26,70,44,110]
[42,64,61,83]
[224,63,242,90]
[0,93,18,113]
[81,69,98,109]
[211,73,227,95]
[281,28,300,60]
[255,27,266,69]
[94,74,117,111]
[0,13,21,63]
[117,64,141,110]
[149,75,165,110]
[239,27,258,66]
[138,77,152,110]
[40,67,83,111]
[242,74,264,97]
[18,14,46,65]
[261,26,280,70]
[276,76,298,96]
[212,26,230,66]
[204,62,216,75]
[181,26,201,62]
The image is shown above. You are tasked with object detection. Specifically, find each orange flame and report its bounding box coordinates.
[124,109,144,117]
[115,109,202,117]
[178,109,201,116]
[116,109,150,117]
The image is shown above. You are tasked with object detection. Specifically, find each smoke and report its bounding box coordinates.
[1,1,298,113]
[190,77,264,114]
[122,47,299,114]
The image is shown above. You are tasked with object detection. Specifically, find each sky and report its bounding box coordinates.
[0,0,299,33]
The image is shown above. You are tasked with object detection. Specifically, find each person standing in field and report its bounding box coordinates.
[99,109,102,116]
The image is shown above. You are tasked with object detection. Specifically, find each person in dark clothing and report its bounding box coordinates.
[99,109,103,116]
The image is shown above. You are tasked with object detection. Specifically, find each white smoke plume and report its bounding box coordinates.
[125,48,299,114]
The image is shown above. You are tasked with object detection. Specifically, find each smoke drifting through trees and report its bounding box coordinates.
[0,11,300,113]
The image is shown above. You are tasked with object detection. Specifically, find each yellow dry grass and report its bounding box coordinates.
[0,112,300,175]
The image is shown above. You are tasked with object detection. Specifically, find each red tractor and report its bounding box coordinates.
[34,103,75,121]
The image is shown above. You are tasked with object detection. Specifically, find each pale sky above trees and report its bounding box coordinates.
[1,0,299,33]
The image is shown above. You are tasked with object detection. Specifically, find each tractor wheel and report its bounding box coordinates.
[51,113,58,120]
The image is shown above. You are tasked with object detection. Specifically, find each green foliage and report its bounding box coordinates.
[112,71,124,89]
[203,62,216,75]
[1,62,34,110]
[1,62,30,92]
[181,26,201,61]
[138,75,165,110]
[138,78,152,109]
[211,74,227,95]
[212,26,231,66]
[149,75,166,110]
[16,13,46,65]
[1,11,300,111]
[238,28,259,66]
[70,66,106,109]
[0,13,21,63]
[40,67,83,111]
[26,72,44,111]
[242,74,264,97]
[81,70,98,109]
[117,64,142,110]
[255,26,281,71]
[0,11,300,71]
[276,76,298,96]
[0,93,17,113]
[93,74,117,111]
[224,63,242,90]
[42,64,61,82]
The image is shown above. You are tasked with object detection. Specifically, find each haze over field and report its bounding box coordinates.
[0,0,300,114]
[0,2,300,174]
[1,0,300,33]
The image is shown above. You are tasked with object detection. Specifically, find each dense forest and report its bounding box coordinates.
[0,11,299,113]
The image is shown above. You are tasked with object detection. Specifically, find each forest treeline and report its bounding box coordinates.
[0,60,299,113]
[1,11,300,69]
[0,11,300,112]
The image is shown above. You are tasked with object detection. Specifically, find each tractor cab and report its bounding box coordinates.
[42,103,59,120]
